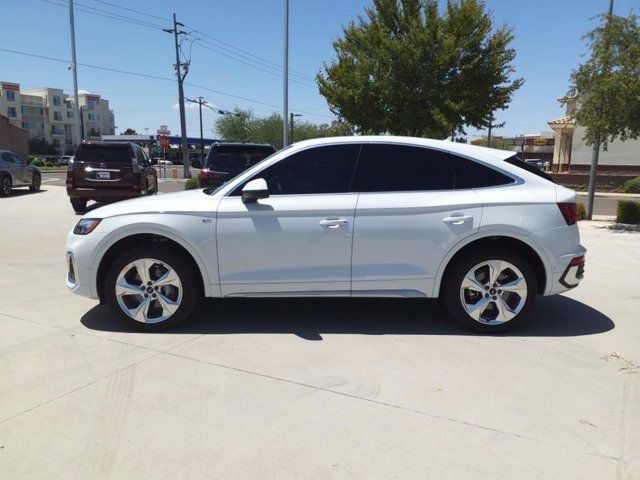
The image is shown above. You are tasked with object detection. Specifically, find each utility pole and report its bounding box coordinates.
[164,14,191,178]
[586,0,615,220]
[282,0,289,147]
[290,112,302,143]
[187,97,206,164]
[68,0,81,149]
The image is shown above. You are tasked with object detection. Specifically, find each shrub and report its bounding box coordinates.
[617,200,640,225]
[184,178,199,190]
[32,158,45,167]
[623,177,640,194]
[577,203,587,220]
[44,161,55,167]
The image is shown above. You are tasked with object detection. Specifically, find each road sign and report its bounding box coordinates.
[159,135,170,149]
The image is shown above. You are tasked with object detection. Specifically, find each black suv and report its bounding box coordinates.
[198,142,275,188]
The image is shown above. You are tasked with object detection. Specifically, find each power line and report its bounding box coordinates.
[85,0,171,22]
[0,47,334,119]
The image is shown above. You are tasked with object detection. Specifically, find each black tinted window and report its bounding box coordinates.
[353,144,459,192]
[504,156,555,183]
[234,144,360,195]
[1,152,16,163]
[449,155,514,188]
[207,146,275,170]
[75,145,132,164]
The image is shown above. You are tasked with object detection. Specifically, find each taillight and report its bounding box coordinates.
[569,255,585,266]
[66,167,74,186]
[557,203,578,225]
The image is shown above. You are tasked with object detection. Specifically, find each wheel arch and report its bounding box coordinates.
[92,228,212,303]
[434,232,550,298]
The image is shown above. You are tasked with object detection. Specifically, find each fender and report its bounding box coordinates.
[89,220,218,299]
[431,225,554,298]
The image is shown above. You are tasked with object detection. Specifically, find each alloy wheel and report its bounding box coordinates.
[2,177,11,195]
[459,260,528,325]
[115,258,183,323]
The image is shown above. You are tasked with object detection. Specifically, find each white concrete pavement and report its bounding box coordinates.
[0,186,639,479]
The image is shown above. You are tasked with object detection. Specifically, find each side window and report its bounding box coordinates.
[352,144,459,192]
[233,144,360,196]
[2,152,16,163]
[11,153,24,164]
[449,155,515,188]
[135,147,147,166]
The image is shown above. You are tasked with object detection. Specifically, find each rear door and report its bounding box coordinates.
[73,144,134,188]
[350,143,483,297]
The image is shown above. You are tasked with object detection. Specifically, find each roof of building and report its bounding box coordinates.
[548,115,576,126]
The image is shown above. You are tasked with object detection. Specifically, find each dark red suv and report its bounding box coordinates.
[66,142,158,212]
[198,142,275,188]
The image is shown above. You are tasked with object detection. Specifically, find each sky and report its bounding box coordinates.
[2,0,637,139]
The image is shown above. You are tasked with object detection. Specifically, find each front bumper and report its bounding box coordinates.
[65,231,104,300]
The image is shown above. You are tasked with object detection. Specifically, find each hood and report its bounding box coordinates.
[85,189,220,219]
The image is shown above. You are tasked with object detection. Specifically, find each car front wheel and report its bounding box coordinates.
[30,173,41,192]
[70,197,87,212]
[105,245,201,331]
[443,247,537,333]
[1,175,12,196]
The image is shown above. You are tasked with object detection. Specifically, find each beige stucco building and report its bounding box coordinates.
[548,97,640,171]
[0,81,115,154]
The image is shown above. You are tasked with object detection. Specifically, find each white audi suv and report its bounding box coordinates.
[66,136,585,333]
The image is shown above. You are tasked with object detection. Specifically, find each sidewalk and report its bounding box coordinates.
[576,191,640,199]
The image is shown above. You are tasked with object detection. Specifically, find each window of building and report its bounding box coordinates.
[7,106,17,117]
[96,114,100,122]
[233,144,361,196]
[352,144,460,192]
[53,111,62,121]
[88,113,95,121]
[87,101,94,111]
[6,90,15,102]
[53,96,61,106]
[67,110,74,118]
[22,121,29,129]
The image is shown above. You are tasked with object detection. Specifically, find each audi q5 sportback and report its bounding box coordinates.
[66,136,585,333]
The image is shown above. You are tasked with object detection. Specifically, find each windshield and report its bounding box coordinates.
[75,145,131,164]
[205,146,275,170]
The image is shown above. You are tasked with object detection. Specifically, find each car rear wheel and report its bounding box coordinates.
[443,247,537,333]
[29,173,41,192]
[105,245,201,331]
[70,197,87,212]
[1,175,12,196]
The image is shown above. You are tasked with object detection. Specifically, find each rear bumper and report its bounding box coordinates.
[67,186,141,200]
[546,245,587,295]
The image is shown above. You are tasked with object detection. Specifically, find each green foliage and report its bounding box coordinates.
[470,137,513,151]
[214,109,354,149]
[122,128,138,135]
[184,178,199,190]
[569,13,640,148]
[31,158,44,167]
[622,176,640,193]
[616,200,640,224]
[577,203,587,220]
[317,0,523,138]
[28,138,57,155]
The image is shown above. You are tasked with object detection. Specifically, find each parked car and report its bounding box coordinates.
[0,150,41,196]
[58,155,72,166]
[156,159,173,166]
[66,141,158,212]
[198,142,276,188]
[66,136,585,333]
[524,158,550,171]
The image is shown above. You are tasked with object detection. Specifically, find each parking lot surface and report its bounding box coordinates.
[1,186,639,479]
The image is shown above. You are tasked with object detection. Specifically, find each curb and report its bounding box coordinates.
[576,191,640,199]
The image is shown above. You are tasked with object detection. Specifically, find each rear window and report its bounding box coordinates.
[75,145,132,164]
[205,146,275,170]
[449,155,515,188]
[504,156,555,182]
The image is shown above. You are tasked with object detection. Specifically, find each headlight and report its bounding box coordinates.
[73,218,101,235]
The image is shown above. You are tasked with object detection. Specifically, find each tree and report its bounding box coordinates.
[28,138,57,155]
[317,120,355,137]
[122,128,138,135]
[214,108,254,142]
[317,0,523,138]
[568,13,640,148]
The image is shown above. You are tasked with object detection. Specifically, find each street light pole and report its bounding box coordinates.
[164,14,191,178]
[282,0,289,147]
[290,112,302,143]
[187,97,206,164]
[68,0,81,150]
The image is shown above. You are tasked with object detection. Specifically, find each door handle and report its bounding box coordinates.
[443,215,473,225]
[319,218,348,229]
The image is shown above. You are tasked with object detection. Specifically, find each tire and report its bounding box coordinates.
[105,245,201,331]
[0,175,12,197]
[29,173,41,192]
[70,197,87,212]
[443,247,537,333]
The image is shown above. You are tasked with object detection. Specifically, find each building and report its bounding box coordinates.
[0,113,28,158]
[471,132,555,161]
[0,81,115,154]
[548,96,640,171]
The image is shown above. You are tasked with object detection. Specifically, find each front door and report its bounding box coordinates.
[350,143,482,296]
[216,144,361,296]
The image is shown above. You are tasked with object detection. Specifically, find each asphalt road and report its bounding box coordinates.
[1,185,639,479]
[43,172,626,215]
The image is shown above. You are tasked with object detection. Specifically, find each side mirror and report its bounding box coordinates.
[241,178,269,204]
